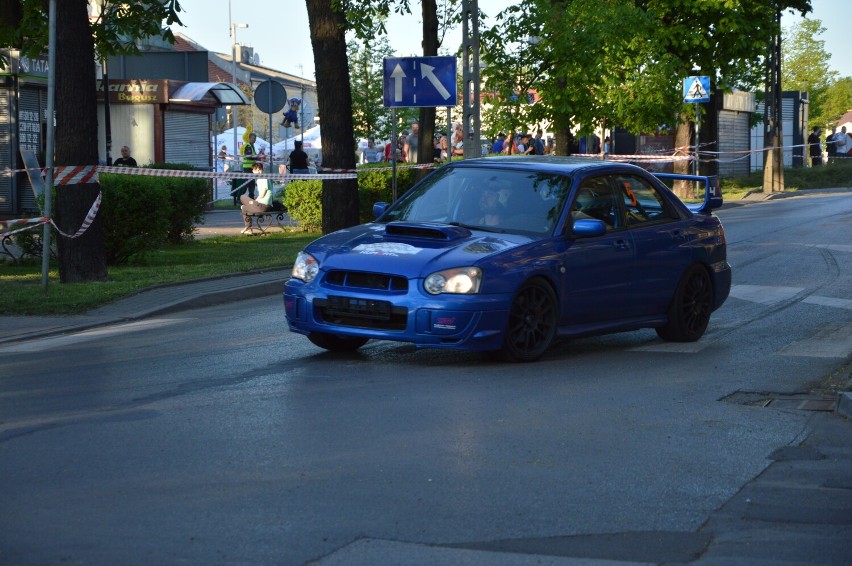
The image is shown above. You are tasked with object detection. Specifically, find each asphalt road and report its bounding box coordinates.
[0,192,850,565]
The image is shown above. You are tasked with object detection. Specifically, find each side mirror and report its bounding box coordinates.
[373,202,388,220]
[572,218,607,237]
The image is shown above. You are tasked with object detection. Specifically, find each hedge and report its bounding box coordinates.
[99,163,209,264]
[283,165,424,231]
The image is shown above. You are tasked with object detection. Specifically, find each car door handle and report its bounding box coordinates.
[669,229,686,239]
[614,239,631,251]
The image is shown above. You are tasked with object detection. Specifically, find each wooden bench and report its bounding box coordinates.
[243,210,296,234]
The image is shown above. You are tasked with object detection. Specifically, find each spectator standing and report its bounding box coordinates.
[503,131,516,155]
[397,131,409,162]
[522,133,535,155]
[240,162,273,235]
[362,137,381,163]
[516,133,528,154]
[807,126,822,166]
[491,132,506,154]
[437,135,449,161]
[826,127,837,162]
[831,126,849,160]
[289,140,310,174]
[218,145,228,170]
[113,145,137,167]
[405,121,420,163]
[533,131,545,155]
[241,133,259,199]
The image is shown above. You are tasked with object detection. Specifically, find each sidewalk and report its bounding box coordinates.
[0,209,288,345]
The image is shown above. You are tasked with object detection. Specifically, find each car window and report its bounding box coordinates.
[614,175,678,226]
[571,176,620,230]
[381,166,571,236]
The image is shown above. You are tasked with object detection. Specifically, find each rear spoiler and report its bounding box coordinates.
[654,173,723,213]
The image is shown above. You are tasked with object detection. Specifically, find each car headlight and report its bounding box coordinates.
[424,267,482,295]
[292,251,319,283]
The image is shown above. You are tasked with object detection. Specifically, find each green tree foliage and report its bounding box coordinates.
[348,34,395,142]
[822,77,852,126]
[0,0,184,282]
[782,18,836,129]
[479,0,812,156]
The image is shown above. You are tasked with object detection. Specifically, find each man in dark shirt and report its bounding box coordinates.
[113,146,137,167]
[289,140,310,174]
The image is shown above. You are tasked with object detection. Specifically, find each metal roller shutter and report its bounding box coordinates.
[0,88,11,213]
[17,87,45,212]
[164,111,209,169]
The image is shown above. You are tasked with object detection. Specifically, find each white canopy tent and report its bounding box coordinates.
[213,127,270,156]
[273,125,322,166]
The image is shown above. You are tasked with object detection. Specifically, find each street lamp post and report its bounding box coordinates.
[231,22,248,174]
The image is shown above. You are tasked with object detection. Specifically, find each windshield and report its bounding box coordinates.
[380,166,571,236]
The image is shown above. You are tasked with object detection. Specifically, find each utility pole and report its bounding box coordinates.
[763,3,784,193]
[461,0,480,159]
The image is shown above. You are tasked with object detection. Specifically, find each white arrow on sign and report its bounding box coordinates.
[421,63,451,100]
[391,64,407,102]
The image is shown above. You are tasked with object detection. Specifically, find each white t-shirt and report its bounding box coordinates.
[255,178,272,206]
[832,131,849,154]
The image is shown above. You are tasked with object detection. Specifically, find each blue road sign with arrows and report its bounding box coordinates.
[683,76,711,103]
[383,56,457,108]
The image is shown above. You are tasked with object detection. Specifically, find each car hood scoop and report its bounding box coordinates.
[384,222,471,241]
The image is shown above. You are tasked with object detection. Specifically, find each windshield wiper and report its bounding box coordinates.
[448,221,505,234]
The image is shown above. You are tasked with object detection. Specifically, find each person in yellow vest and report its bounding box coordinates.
[241,133,258,199]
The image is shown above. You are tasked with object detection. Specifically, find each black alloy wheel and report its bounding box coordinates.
[502,278,559,362]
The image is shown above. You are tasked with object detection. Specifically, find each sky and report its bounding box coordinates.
[171,0,852,81]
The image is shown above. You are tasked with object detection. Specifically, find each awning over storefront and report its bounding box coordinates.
[169,82,249,105]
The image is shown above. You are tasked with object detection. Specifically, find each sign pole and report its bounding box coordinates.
[694,102,700,176]
[268,86,273,173]
[446,108,452,163]
[391,108,397,201]
[42,0,57,291]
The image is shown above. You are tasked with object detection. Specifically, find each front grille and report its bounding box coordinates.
[324,270,409,291]
[315,296,408,330]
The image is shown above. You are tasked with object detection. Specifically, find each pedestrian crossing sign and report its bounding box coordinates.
[683,76,711,103]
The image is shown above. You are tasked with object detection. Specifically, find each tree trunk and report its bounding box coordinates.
[306,0,359,234]
[672,118,693,199]
[54,0,107,282]
[417,0,439,174]
[553,111,572,156]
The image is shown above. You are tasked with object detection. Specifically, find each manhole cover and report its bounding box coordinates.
[719,391,837,412]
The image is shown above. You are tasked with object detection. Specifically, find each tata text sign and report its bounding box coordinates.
[383,56,457,108]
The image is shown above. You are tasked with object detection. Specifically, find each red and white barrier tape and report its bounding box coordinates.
[0,216,51,239]
[54,165,99,185]
[1,194,102,240]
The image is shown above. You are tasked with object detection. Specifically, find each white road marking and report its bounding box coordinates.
[0,319,184,353]
[806,243,852,253]
[803,295,852,310]
[778,324,852,358]
[631,341,711,353]
[728,284,804,306]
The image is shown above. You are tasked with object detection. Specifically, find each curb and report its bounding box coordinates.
[838,392,852,420]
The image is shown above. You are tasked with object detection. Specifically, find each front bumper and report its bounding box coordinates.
[283,280,511,351]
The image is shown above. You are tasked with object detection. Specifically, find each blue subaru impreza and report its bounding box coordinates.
[284,156,731,362]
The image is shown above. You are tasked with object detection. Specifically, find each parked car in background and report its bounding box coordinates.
[284,156,731,362]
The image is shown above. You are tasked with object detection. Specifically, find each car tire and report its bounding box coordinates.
[656,264,713,342]
[308,332,369,352]
[502,278,558,362]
